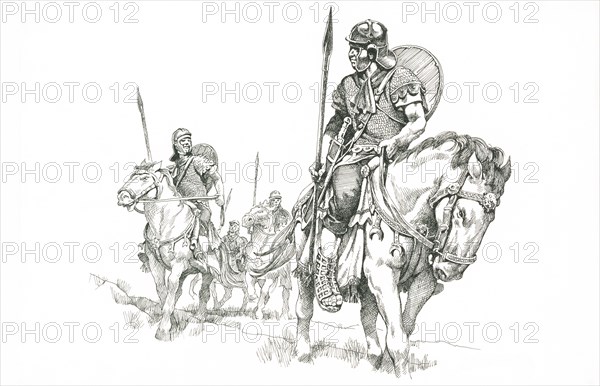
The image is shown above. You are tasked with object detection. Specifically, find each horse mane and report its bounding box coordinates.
[158,169,181,196]
[404,131,512,196]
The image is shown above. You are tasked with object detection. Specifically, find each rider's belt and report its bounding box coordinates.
[349,145,379,156]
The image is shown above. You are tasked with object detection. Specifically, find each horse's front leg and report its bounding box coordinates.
[215,287,233,310]
[364,257,410,377]
[295,264,314,361]
[254,278,274,319]
[197,272,213,319]
[402,268,436,337]
[358,277,384,369]
[156,261,186,341]
[147,249,167,306]
[281,286,293,319]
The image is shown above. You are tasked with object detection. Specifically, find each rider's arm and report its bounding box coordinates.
[206,166,224,199]
[391,101,427,152]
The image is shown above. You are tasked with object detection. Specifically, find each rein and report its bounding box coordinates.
[374,149,498,266]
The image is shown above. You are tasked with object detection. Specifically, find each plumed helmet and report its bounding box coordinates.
[169,128,192,162]
[269,190,282,199]
[346,20,396,71]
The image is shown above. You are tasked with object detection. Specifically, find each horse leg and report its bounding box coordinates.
[364,260,409,377]
[147,251,167,307]
[402,268,436,337]
[188,273,201,299]
[281,286,293,319]
[240,285,250,312]
[215,287,233,310]
[244,272,258,302]
[254,277,274,319]
[358,277,384,369]
[209,281,219,309]
[155,262,185,341]
[295,265,314,362]
[197,272,214,319]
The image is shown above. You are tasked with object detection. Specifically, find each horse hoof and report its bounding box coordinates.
[367,353,383,370]
[296,340,311,361]
[155,329,172,341]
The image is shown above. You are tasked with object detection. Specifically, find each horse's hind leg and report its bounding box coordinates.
[358,277,384,369]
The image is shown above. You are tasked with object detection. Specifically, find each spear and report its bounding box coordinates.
[308,9,333,265]
[136,86,152,161]
[252,152,259,206]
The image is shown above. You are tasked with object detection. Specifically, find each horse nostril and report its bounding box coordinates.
[436,269,447,281]
[118,191,132,205]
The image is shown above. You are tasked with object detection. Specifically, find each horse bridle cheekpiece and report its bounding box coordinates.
[118,167,162,213]
[428,168,499,265]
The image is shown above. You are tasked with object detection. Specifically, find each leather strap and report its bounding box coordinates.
[174,156,194,187]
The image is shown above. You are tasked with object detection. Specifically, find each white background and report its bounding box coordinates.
[1,1,599,385]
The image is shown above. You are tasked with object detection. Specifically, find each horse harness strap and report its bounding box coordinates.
[372,158,499,266]
[144,218,195,255]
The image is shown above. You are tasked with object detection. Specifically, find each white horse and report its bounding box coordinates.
[290,133,511,375]
[117,161,237,340]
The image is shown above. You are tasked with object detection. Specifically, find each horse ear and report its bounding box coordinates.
[468,153,483,182]
[152,161,162,172]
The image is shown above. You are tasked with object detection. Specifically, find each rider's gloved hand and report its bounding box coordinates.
[309,162,326,182]
[216,195,225,207]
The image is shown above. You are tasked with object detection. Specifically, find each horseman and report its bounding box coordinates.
[169,128,225,263]
[222,220,249,272]
[309,20,429,312]
[267,190,291,233]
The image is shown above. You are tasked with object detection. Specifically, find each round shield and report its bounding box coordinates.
[392,45,444,120]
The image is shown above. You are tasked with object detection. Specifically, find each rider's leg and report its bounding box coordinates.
[316,162,363,312]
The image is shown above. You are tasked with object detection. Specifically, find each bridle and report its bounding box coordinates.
[376,150,499,266]
[117,169,162,213]
[427,168,499,265]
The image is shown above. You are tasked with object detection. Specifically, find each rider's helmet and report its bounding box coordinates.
[346,20,396,72]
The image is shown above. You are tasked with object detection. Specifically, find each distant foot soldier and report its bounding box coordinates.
[267,190,291,233]
[222,220,249,272]
[309,20,428,312]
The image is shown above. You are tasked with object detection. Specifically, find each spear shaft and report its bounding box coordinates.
[136,87,152,161]
[253,152,259,206]
[308,9,333,264]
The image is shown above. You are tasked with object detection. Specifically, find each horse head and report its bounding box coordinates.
[241,202,275,234]
[116,160,163,211]
[427,141,511,282]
